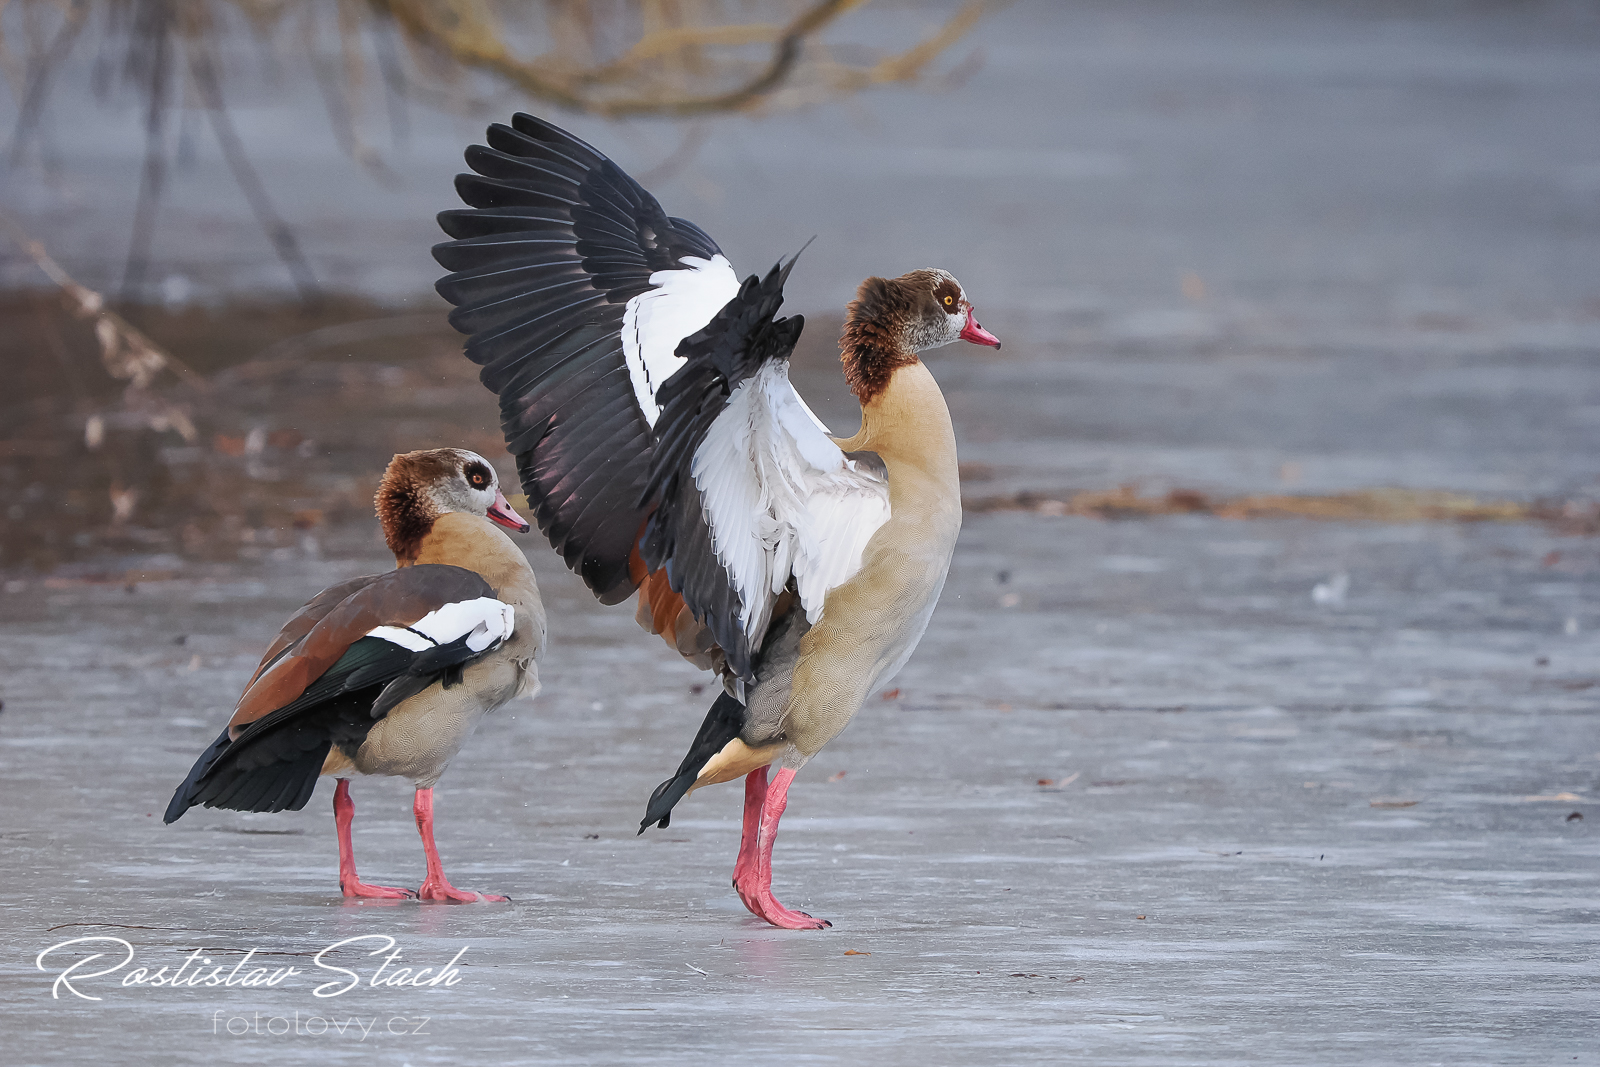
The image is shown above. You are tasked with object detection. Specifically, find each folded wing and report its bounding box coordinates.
[164,566,516,821]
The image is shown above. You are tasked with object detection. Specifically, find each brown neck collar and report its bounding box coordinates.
[840,277,918,406]
[375,454,456,563]
[377,488,436,564]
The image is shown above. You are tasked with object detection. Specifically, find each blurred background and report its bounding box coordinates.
[2,0,1599,577]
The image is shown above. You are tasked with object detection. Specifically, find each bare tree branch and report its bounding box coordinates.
[0,0,990,303]
[371,0,987,117]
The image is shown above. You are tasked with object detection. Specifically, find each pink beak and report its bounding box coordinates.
[960,307,1002,348]
[487,489,531,533]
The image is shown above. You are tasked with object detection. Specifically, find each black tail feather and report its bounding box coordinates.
[163,631,493,825]
[164,679,394,824]
[639,691,746,834]
[164,726,333,823]
[163,727,231,823]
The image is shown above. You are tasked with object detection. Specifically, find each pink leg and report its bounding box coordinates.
[334,779,415,899]
[414,788,508,903]
[732,766,770,889]
[731,767,830,930]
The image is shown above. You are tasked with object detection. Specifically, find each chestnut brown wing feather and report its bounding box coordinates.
[243,574,384,690]
[227,565,495,735]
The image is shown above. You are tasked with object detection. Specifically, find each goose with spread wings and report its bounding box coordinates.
[435,114,1001,928]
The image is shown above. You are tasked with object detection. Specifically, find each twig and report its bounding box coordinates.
[576,23,788,87]
[213,313,443,382]
[637,123,710,185]
[186,38,324,307]
[375,0,588,111]
[0,210,206,391]
[370,7,412,148]
[606,0,863,117]
[865,0,988,85]
[376,0,984,118]
[120,0,173,302]
[304,1,399,187]
[6,0,87,165]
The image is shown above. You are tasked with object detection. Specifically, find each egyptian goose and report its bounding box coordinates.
[433,114,1000,928]
[164,449,543,903]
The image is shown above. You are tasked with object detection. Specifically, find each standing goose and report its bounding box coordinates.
[434,114,1000,928]
[164,449,543,903]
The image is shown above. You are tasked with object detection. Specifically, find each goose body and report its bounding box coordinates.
[435,114,1000,927]
[165,449,542,902]
[320,512,542,784]
[688,359,963,786]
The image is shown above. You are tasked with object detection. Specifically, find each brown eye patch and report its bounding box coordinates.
[465,463,492,489]
[932,278,962,311]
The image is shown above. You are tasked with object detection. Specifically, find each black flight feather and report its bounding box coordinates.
[434,112,727,605]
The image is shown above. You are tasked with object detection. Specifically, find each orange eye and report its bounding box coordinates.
[943,295,954,306]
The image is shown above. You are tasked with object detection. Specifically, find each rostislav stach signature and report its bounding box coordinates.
[36,934,468,1000]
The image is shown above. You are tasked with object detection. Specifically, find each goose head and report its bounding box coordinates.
[840,269,1001,403]
[899,268,1002,352]
[375,448,529,561]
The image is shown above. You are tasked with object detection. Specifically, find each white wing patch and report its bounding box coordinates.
[692,361,892,647]
[622,253,741,426]
[368,598,516,654]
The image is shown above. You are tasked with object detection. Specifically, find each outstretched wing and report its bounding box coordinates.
[164,566,516,821]
[641,263,892,681]
[435,113,890,682]
[433,113,740,604]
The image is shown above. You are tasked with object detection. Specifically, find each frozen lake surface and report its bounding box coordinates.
[2,513,1598,1065]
